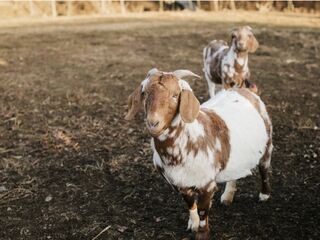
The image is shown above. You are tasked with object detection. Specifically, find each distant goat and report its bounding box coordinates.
[203,26,259,97]
[125,69,273,240]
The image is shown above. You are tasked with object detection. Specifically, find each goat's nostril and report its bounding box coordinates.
[148,120,159,128]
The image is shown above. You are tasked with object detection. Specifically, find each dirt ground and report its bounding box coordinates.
[0,12,319,240]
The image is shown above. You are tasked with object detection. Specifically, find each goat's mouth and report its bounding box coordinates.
[146,125,168,137]
[236,47,247,52]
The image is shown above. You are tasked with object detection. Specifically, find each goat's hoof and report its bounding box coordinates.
[259,193,270,202]
[195,228,210,240]
[187,215,200,232]
[221,199,233,206]
[220,194,234,206]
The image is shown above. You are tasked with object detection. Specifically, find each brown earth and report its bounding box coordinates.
[0,13,319,240]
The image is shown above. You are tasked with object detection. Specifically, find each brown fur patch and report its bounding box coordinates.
[154,122,183,165]
[181,188,197,209]
[185,110,231,170]
[236,88,261,112]
[179,90,200,123]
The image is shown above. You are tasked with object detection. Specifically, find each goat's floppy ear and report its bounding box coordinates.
[248,32,259,53]
[125,86,142,120]
[179,90,200,123]
[230,27,238,37]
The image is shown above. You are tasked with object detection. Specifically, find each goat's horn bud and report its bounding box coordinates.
[173,70,201,80]
[147,68,159,77]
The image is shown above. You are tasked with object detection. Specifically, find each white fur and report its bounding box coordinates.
[207,181,217,192]
[158,128,169,141]
[220,180,237,204]
[185,120,205,143]
[215,138,222,152]
[179,80,193,91]
[187,208,200,231]
[151,139,163,168]
[202,90,268,182]
[206,77,216,98]
[152,89,270,189]
[141,78,149,92]
[203,45,228,97]
[259,193,270,201]
[199,220,206,228]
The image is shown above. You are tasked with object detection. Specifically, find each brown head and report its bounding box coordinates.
[125,69,201,137]
[231,26,259,53]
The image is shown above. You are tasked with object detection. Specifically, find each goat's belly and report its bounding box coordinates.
[210,93,269,183]
[215,118,267,183]
[216,115,268,182]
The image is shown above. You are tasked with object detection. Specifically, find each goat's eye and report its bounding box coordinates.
[172,94,178,100]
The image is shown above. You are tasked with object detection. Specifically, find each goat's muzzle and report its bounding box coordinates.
[236,42,247,52]
[146,114,165,137]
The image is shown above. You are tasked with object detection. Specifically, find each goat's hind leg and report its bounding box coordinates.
[181,189,199,232]
[259,143,273,201]
[220,180,237,206]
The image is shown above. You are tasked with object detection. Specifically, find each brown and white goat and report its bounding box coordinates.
[125,69,273,240]
[203,26,259,97]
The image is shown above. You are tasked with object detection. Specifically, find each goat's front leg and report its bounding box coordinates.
[196,185,216,240]
[181,189,199,232]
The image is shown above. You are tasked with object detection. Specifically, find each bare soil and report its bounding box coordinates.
[0,13,319,240]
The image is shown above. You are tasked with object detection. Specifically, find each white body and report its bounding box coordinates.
[152,89,269,189]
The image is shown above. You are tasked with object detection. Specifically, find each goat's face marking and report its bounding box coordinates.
[126,70,200,137]
[231,26,259,53]
[143,73,181,136]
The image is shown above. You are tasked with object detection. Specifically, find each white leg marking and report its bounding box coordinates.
[187,207,200,232]
[259,193,270,202]
[221,180,237,205]
[199,220,206,228]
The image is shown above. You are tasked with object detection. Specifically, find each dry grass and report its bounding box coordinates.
[0,11,319,31]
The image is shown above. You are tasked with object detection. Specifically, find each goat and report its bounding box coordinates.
[203,26,259,97]
[125,69,273,240]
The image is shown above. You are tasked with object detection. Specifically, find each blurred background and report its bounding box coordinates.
[0,0,319,18]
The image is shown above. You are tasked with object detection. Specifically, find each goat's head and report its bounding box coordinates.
[125,69,200,136]
[231,26,259,53]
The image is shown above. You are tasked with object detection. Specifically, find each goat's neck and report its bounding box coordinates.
[153,114,198,166]
[227,44,248,71]
[154,114,184,144]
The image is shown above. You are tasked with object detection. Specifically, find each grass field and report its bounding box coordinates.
[0,12,319,240]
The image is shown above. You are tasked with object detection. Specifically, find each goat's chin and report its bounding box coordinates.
[148,126,167,138]
[236,47,247,52]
